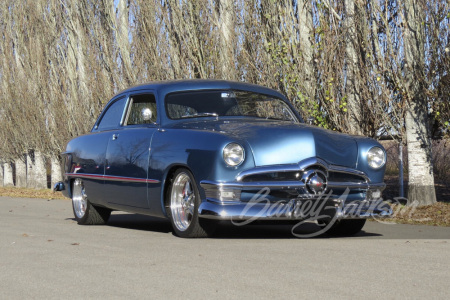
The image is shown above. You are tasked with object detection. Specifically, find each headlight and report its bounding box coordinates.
[367,146,386,169]
[223,143,244,166]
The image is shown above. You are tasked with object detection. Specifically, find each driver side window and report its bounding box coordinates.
[125,94,157,125]
[97,97,127,131]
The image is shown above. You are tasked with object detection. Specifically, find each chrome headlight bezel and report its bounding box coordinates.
[223,143,245,167]
[367,146,386,169]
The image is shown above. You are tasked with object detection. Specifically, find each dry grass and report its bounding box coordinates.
[0,187,66,200]
[383,202,450,227]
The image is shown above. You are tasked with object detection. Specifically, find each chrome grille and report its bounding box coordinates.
[327,171,366,184]
[239,168,367,185]
[241,171,301,182]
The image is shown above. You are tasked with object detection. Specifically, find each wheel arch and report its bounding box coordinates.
[66,177,75,199]
[160,164,196,217]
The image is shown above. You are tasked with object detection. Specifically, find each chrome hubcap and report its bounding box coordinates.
[170,173,195,231]
[72,178,87,219]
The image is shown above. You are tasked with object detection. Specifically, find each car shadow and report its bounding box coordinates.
[212,221,382,239]
[107,213,173,234]
[101,214,382,239]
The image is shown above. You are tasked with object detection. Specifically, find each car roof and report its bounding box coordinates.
[116,79,286,99]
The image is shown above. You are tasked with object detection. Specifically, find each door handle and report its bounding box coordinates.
[112,134,119,140]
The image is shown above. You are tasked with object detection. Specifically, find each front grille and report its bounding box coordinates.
[241,171,301,182]
[237,163,369,199]
[240,169,367,184]
[328,171,366,183]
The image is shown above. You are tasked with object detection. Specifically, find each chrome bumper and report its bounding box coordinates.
[198,198,393,221]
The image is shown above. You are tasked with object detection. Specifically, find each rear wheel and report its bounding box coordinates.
[72,178,111,225]
[167,168,215,238]
[326,219,366,236]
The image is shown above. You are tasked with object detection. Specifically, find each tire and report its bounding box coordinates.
[72,178,111,225]
[326,219,366,236]
[166,168,216,238]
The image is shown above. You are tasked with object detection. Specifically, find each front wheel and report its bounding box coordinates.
[167,169,216,238]
[72,178,111,225]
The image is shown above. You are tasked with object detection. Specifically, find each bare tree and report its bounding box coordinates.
[343,0,362,135]
[216,0,236,79]
[26,151,47,189]
[50,156,62,188]
[0,164,3,187]
[116,0,135,85]
[297,0,315,105]
[402,0,436,205]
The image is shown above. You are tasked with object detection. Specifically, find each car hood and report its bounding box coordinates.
[169,119,358,168]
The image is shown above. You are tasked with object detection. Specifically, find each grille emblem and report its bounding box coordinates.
[301,169,328,195]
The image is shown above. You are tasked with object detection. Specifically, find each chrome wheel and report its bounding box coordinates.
[72,178,87,219]
[170,172,195,232]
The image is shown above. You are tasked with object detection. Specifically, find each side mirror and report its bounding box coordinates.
[141,108,153,122]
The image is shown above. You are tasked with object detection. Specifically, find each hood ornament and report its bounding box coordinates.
[301,169,328,195]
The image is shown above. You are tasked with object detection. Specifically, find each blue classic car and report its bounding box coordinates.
[55,80,392,238]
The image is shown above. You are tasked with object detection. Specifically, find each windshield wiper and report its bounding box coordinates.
[181,113,218,119]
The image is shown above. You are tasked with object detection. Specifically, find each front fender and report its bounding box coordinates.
[149,129,255,214]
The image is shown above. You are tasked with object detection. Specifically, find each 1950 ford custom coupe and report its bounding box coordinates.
[55,80,392,238]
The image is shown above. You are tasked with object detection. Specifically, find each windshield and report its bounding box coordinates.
[165,90,298,122]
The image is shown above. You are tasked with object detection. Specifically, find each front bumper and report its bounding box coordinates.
[198,197,392,221]
[199,158,391,221]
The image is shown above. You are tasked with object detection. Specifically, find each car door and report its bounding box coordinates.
[71,95,128,206]
[103,92,159,210]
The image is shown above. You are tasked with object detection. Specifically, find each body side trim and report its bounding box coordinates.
[65,173,160,184]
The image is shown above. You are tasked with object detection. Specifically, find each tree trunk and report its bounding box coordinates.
[3,163,14,187]
[116,0,134,85]
[403,0,436,206]
[344,0,362,135]
[34,152,48,189]
[0,163,3,187]
[15,156,27,188]
[298,0,315,103]
[50,156,62,188]
[218,0,235,79]
[27,152,47,189]
[164,0,183,78]
[26,153,35,188]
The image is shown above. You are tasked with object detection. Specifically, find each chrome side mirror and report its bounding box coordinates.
[141,108,153,121]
